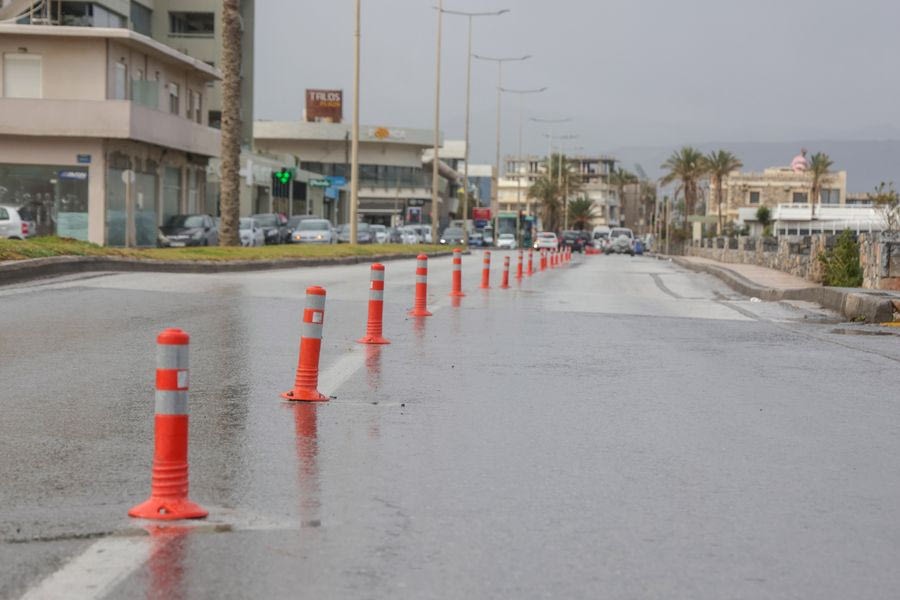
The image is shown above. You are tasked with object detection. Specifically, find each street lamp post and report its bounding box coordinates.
[532,117,570,232]
[440,8,509,244]
[349,0,361,243]
[500,86,547,246]
[430,0,443,245]
[473,53,531,237]
[555,134,578,230]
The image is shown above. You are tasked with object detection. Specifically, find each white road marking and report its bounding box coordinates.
[20,536,152,600]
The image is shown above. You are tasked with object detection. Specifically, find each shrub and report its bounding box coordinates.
[818,230,863,287]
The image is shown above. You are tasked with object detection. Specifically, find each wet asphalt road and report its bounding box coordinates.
[1,252,899,599]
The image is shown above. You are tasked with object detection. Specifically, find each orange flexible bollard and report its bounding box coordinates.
[358,263,390,345]
[283,286,329,402]
[480,251,491,289]
[450,248,465,297]
[129,328,207,520]
[527,249,534,276]
[540,249,547,271]
[501,255,510,289]
[516,249,524,279]
[409,254,433,316]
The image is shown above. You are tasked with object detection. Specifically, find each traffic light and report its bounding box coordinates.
[275,167,292,184]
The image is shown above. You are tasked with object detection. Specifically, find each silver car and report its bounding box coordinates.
[292,218,336,244]
[0,205,27,239]
[239,218,265,247]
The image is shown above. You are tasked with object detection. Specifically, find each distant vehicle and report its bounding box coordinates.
[411,225,432,244]
[533,231,558,250]
[252,213,290,245]
[292,218,336,244]
[157,214,218,247]
[608,227,635,255]
[336,222,373,243]
[468,232,485,247]
[397,226,418,244]
[440,226,465,245]
[0,205,27,239]
[286,215,318,241]
[496,233,517,249]
[386,227,404,243]
[11,205,36,238]
[239,217,265,247]
[482,227,494,246]
[370,224,388,244]
[634,237,644,255]
[559,230,585,252]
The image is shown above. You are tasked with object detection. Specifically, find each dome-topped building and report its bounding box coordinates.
[791,149,809,172]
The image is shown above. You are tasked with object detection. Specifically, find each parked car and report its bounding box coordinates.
[607,227,635,255]
[440,226,465,245]
[252,213,291,245]
[292,218,336,244]
[533,231,559,250]
[0,205,27,239]
[12,205,36,238]
[411,225,432,244]
[157,214,218,247]
[386,227,404,243]
[398,226,419,244]
[559,230,585,252]
[239,217,265,247]
[371,224,388,244]
[496,233,517,249]
[336,223,373,243]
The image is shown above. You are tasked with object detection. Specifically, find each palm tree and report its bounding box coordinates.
[608,168,637,225]
[567,197,596,230]
[809,152,833,209]
[218,0,242,246]
[704,150,743,235]
[660,147,706,234]
[528,176,560,231]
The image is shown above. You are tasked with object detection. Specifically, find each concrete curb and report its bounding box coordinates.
[0,250,459,287]
[668,256,896,323]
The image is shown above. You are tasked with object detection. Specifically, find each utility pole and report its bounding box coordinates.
[501,86,546,246]
[349,0,360,243]
[441,8,509,244]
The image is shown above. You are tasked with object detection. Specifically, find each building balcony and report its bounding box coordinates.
[0,98,220,157]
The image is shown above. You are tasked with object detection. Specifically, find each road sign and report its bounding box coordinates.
[327,176,347,186]
[309,178,331,188]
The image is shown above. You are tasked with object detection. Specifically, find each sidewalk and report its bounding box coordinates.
[668,255,899,323]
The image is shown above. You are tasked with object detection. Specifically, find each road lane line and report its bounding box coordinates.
[20,536,152,600]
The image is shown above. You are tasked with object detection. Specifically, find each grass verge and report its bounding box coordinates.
[0,237,451,262]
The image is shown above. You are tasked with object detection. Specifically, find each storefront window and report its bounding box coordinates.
[106,168,126,246]
[0,164,88,239]
[135,172,157,247]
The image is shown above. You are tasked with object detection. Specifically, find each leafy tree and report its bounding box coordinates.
[809,152,834,207]
[868,181,900,233]
[609,168,638,226]
[704,150,743,234]
[818,230,863,287]
[567,198,596,230]
[755,205,772,236]
[528,177,560,231]
[660,147,707,234]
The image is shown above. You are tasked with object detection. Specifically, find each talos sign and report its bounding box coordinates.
[305,89,343,123]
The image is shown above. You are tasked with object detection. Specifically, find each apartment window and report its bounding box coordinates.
[749,191,760,204]
[113,62,127,100]
[820,189,840,205]
[792,192,808,204]
[168,82,179,115]
[3,54,42,98]
[191,91,202,124]
[169,12,214,37]
[208,110,221,129]
[130,2,152,36]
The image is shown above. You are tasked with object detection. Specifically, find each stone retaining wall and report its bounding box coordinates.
[685,233,900,290]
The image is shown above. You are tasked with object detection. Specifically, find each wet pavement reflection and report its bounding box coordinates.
[290,403,321,525]
[144,525,190,600]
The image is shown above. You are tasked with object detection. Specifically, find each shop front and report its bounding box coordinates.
[0,163,90,240]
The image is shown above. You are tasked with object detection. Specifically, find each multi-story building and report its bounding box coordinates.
[501,154,620,228]
[0,15,219,245]
[254,120,458,227]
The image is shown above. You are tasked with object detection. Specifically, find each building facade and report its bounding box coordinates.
[254,120,456,227]
[0,22,219,245]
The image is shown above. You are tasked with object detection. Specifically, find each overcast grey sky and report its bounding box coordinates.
[255,0,900,165]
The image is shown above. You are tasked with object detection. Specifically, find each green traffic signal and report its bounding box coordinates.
[275,168,291,184]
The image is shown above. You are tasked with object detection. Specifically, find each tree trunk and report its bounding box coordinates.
[716,177,723,235]
[218,0,242,246]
